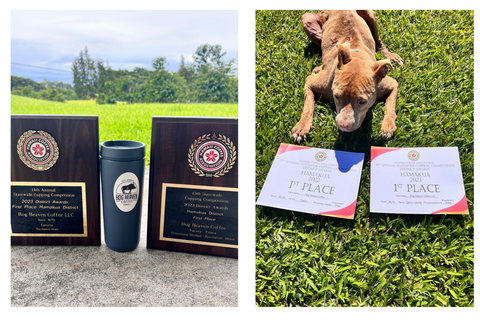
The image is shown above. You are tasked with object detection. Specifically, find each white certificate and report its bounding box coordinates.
[256,144,364,219]
[370,147,469,214]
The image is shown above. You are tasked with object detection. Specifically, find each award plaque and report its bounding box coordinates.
[11,115,101,245]
[147,117,238,258]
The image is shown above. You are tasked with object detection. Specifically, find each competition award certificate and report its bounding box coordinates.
[370,147,469,215]
[256,144,364,219]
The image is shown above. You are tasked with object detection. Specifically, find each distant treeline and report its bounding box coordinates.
[11,76,77,102]
[11,44,238,104]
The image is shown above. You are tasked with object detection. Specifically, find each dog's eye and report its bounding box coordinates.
[334,94,340,100]
[359,100,367,105]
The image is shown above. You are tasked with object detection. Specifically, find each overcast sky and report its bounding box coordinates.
[11,10,238,84]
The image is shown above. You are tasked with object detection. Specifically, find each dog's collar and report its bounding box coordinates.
[350,49,363,52]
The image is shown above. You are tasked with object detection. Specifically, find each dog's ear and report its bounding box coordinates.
[337,43,352,69]
[373,59,393,79]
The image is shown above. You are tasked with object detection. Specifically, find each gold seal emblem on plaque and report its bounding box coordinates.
[188,133,236,178]
[17,130,59,171]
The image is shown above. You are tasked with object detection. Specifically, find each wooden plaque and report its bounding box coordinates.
[11,115,100,245]
[147,117,238,258]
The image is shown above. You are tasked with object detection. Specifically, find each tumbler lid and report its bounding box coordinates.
[100,140,145,161]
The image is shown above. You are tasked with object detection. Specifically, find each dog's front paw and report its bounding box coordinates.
[387,53,404,66]
[380,117,397,139]
[292,121,311,143]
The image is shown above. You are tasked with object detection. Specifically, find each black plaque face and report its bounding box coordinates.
[160,184,238,248]
[11,182,87,237]
[11,115,100,245]
[147,117,238,257]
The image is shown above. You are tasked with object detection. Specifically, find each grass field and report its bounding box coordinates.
[11,95,238,165]
[255,11,473,306]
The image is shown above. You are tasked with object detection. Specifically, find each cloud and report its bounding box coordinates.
[11,10,238,83]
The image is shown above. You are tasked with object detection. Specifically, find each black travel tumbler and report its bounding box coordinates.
[100,140,145,252]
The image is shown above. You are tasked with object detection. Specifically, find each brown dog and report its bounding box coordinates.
[292,10,403,142]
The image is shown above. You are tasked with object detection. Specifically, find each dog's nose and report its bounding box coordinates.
[336,120,354,132]
[337,120,350,129]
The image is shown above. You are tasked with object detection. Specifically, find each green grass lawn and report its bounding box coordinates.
[11,95,238,165]
[255,10,473,306]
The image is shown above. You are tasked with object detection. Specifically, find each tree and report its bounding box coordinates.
[152,57,167,72]
[192,44,226,72]
[42,78,73,90]
[178,55,195,85]
[141,57,188,103]
[96,93,106,104]
[132,67,152,85]
[21,85,35,98]
[72,46,97,99]
[11,75,45,92]
[96,59,114,94]
[191,44,237,102]
[177,55,196,100]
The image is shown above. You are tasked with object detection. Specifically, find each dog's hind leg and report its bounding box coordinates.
[356,10,404,66]
[302,12,326,47]
[378,40,403,66]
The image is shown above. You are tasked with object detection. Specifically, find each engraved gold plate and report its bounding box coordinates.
[160,183,238,248]
[17,130,59,171]
[11,182,88,237]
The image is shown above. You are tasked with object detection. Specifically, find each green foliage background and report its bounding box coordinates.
[11,76,77,101]
[11,44,238,105]
[71,44,238,104]
[255,10,473,307]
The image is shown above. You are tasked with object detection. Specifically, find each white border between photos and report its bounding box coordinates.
[2,1,478,318]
